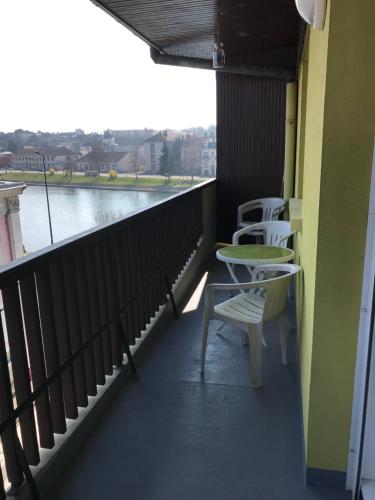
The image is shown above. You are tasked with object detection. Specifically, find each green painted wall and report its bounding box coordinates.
[298,12,330,449]
[295,55,308,199]
[295,0,375,472]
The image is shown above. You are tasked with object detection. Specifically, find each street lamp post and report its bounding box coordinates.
[35,151,54,245]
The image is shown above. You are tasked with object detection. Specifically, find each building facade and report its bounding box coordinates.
[77,151,135,173]
[180,138,203,177]
[200,139,216,177]
[11,147,77,171]
[143,131,167,174]
[0,181,26,264]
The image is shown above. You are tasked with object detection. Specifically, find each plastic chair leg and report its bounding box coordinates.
[200,307,211,373]
[247,324,262,387]
[278,316,288,366]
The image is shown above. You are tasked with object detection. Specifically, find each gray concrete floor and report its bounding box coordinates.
[50,260,351,500]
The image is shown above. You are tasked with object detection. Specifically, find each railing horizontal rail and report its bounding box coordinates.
[0,180,213,497]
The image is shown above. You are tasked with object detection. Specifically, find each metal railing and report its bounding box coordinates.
[0,181,212,499]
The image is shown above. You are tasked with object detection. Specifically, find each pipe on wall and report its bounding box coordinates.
[283,82,298,208]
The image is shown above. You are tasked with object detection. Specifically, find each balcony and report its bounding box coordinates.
[0,180,350,499]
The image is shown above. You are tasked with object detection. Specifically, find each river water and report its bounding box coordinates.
[19,185,171,252]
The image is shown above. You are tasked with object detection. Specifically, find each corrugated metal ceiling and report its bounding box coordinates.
[91,0,302,77]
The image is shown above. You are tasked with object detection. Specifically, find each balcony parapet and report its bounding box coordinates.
[0,179,216,499]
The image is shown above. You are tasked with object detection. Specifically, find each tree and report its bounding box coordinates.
[158,140,171,178]
[63,155,75,180]
[130,150,143,180]
[6,140,18,154]
[170,137,182,175]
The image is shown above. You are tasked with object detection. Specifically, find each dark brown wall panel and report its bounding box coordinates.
[216,72,287,241]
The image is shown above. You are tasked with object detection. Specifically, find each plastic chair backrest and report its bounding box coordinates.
[252,264,300,322]
[237,198,286,228]
[259,198,287,221]
[233,221,292,247]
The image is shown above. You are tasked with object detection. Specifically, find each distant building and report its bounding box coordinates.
[200,139,217,177]
[11,147,77,171]
[0,181,26,263]
[77,151,135,173]
[80,144,93,156]
[0,152,13,172]
[110,129,155,140]
[143,131,167,174]
[180,138,203,177]
[143,130,188,174]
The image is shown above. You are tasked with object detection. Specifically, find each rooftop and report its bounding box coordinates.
[78,151,129,162]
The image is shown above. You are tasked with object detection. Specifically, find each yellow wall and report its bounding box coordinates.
[295,0,375,472]
[294,50,309,199]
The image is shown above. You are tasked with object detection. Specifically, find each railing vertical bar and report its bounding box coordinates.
[48,261,78,420]
[19,274,54,449]
[160,207,171,303]
[2,284,39,465]
[143,218,154,322]
[146,218,157,318]
[93,243,115,370]
[112,231,129,352]
[73,253,97,397]
[127,222,140,339]
[84,247,106,383]
[120,227,136,346]
[126,223,140,342]
[101,239,122,367]
[155,215,166,307]
[136,221,147,332]
[0,317,24,491]
[62,256,88,408]
[35,269,66,434]
[133,223,145,336]
[154,215,164,311]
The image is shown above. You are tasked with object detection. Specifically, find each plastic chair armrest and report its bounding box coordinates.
[237,201,260,226]
[277,230,296,246]
[232,222,264,244]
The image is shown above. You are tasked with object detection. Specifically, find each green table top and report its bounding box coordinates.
[216,244,294,265]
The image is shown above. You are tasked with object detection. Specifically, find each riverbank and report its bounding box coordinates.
[0,172,204,193]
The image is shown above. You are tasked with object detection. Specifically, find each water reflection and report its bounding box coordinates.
[20,186,170,252]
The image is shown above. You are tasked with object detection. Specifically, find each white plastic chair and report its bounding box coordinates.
[200,264,301,387]
[237,198,286,230]
[233,220,294,248]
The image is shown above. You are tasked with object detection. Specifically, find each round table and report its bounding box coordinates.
[216,244,295,282]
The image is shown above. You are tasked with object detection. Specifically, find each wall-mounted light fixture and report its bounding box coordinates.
[213,42,225,69]
[295,0,326,30]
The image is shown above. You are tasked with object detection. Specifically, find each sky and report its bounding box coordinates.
[0,0,216,134]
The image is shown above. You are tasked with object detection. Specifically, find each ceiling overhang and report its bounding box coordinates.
[90,0,304,80]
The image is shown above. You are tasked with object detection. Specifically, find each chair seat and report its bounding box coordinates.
[214,290,265,324]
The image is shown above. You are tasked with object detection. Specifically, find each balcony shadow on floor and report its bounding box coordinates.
[49,259,350,500]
